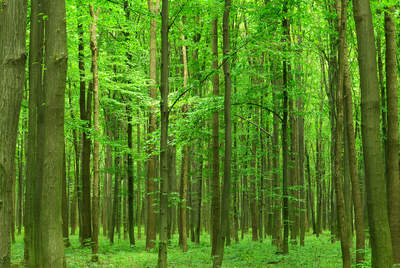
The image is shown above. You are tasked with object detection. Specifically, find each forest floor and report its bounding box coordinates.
[11,231,369,267]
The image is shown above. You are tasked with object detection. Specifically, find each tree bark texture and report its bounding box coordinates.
[0,1,27,266]
[25,0,68,265]
[352,1,393,266]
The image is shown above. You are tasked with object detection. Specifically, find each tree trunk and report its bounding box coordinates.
[270,62,282,250]
[110,145,121,244]
[137,111,143,239]
[78,5,92,245]
[298,97,305,246]
[289,98,299,244]
[25,0,67,265]
[157,0,169,266]
[352,1,393,266]
[213,0,232,265]
[62,148,70,247]
[68,88,80,236]
[384,6,400,265]
[341,2,365,264]
[210,15,221,257]
[250,118,258,242]
[178,143,189,251]
[282,4,290,253]
[0,0,27,265]
[90,5,101,259]
[333,2,351,266]
[146,0,159,251]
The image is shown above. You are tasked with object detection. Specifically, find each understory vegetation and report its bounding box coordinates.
[11,233,368,267]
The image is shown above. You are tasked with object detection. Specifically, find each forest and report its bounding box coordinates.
[0,0,399,267]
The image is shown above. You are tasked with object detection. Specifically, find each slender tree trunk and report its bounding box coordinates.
[167,139,177,241]
[178,24,189,252]
[90,5,101,259]
[213,0,232,265]
[192,147,202,244]
[376,18,387,154]
[333,2,351,266]
[282,4,290,254]
[137,111,143,239]
[298,97,305,246]
[68,89,80,236]
[384,6,400,265]
[352,1,393,266]
[305,148,316,234]
[340,3,365,264]
[17,134,24,236]
[250,109,258,242]
[62,148,70,247]
[78,5,92,245]
[289,98,299,244]
[0,1,27,266]
[178,143,189,251]
[146,0,159,251]
[157,0,170,265]
[110,145,121,244]
[210,15,221,257]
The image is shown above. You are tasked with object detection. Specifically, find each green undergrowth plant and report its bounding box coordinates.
[11,231,371,267]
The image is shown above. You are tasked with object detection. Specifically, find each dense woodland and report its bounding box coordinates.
[1,0,400,267]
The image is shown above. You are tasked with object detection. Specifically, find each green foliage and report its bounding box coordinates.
[11,233,371,267]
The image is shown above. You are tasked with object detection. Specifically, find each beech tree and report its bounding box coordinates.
[0,1,27,267]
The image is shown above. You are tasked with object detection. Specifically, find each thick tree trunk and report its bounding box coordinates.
[25,0,67,265]
[384,6,400,265]
[352,1,393,266]
[0,1,27,266]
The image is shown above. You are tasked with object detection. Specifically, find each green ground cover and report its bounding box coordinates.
[11,232,370,267]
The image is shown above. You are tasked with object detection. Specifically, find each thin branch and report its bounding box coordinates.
[168,2,188,31]
[232,102,283,121]
[169,37,253,112]
[234,114,272,138]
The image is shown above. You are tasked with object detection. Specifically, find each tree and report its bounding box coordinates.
[90,4,101,260]
[384,6,400,265]
[281,2,290,254]
[0,1,27,266]
[334,1,351,266]
[213,0,232,266]
[146,0,159,251]
[157,0,170,266]
[78,2,92,246]
[25,0,68,266]
[210,9,221,257]
[352,0,393,266]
